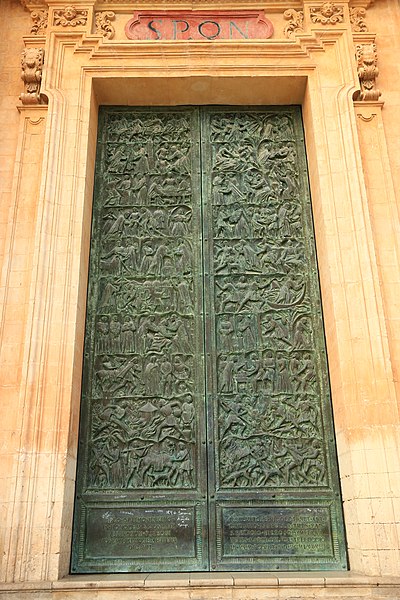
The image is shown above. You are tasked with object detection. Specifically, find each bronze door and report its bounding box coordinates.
[71,107,347,573]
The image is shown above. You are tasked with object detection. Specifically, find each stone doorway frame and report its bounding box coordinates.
[2,7,400,592]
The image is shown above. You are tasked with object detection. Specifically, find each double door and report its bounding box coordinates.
[72,106,347,573]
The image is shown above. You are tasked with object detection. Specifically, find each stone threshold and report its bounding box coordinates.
[2,572,400,592]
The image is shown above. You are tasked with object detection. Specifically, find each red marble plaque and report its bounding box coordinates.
[125,11,274,41]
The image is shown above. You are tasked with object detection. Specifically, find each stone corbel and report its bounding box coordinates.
[20,47,47,105]
[354,40,381,101]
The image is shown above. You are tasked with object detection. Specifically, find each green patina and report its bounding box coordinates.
[72,106,347,573]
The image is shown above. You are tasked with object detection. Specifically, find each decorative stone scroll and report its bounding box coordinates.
[283,9,304,39]
[54,6,88,27]
[355,43,381,101]
[20,47,46,105]
[125,11,274,41]
[95,11,116,39]
[30,9,48,35]
[310,3,344,25]
[349,6,368,32]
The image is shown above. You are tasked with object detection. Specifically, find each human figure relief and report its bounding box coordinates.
[107,146,128,172]
[219,354,237,394]
[217,315,235,352]
[121,316,135,353]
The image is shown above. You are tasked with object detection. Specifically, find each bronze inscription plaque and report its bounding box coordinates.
[221,506,333,558]
[85,506,196,558]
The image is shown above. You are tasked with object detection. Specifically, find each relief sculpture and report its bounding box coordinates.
[84,111,201,491]
[73,107,346,572]
[207,111,328,489]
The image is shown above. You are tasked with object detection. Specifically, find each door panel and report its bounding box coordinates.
[72,106,347,574]
[201,107,347,571]
[72,107,209,573]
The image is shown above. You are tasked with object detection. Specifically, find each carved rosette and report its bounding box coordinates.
[310,3,344,25]
[54,6,88,27]
[95,11,116,39]
[283,9,304,39]
[349,7,368,32]
[30,9,48,35]
[355,43,381,101]
[20,47,46,105]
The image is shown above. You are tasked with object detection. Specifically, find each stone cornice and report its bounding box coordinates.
[19,0,376,10]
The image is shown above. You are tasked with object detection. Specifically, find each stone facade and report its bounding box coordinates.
[0,0,400,598]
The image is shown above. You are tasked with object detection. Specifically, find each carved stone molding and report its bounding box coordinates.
[95,11,116,39]
[350,6,368,32]
[53,6,88,27]
[283,8,304,39]
[310,3,344,25]
[30,9,48,35]
[355,43,381,101]
[357,111,377,122]
[20,48,46,105]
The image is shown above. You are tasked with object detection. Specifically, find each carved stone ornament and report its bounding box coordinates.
[349,7,368,32]
[53,6,88,27]
[30,9,48,35]
[355,43,381,101]
[283,9,304,39]
[20,47,45,105]
[95,11,116,39]
[310,3,344,25]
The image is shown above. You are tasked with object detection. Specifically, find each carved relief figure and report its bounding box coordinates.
[310,3,344,25]
[54,6,88,27]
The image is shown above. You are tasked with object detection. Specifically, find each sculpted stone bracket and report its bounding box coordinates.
[354,39,381,101]
[20,47,47,105]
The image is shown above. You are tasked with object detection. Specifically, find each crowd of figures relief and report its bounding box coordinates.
[88,111,201,490]
[207,112,328,489]
[85,108,329,493]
